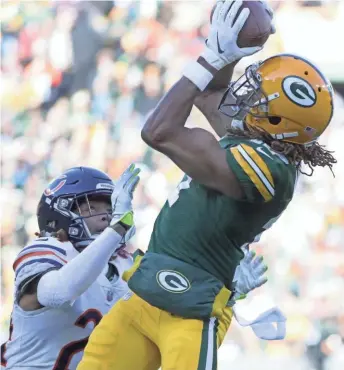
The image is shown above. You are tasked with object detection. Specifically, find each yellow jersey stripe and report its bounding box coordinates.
[240,144,274,188]
[237,145,274,197]
[230,147,273,202]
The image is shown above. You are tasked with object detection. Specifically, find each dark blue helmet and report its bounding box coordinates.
[37,167,114,247]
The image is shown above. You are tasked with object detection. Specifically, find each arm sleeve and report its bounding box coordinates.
[36,228,123,308]
[226,143,276,203]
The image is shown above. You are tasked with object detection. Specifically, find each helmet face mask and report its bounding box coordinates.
[218,54,334,145]
[219,62,270,121]
[37,167,114,250]
[70,193,112,248]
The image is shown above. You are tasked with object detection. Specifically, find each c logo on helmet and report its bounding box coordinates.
[156,270,191,293]
[44,180,66,196]
[282,76,317,107]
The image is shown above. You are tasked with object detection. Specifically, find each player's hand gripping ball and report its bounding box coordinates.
[208,0,275,90]
[210,0,274,48]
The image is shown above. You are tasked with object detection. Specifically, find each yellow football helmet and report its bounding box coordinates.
[219,54,334,145]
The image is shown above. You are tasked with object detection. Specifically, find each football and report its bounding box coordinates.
[207,1,273,90]
[210,0,273,48]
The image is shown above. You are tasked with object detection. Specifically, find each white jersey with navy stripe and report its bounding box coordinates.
[2,237,132,370]
[13,236,76,289]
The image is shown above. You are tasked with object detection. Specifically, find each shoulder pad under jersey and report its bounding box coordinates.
[221,137,296,203]
[13,237,76,288]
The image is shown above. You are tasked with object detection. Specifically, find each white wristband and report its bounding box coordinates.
[183,61,214,91]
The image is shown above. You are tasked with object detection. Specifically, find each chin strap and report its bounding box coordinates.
[230,119,245,132]
[74,238,94,252]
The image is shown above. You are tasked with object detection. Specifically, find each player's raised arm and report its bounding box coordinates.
[142,0,261,198]
[16,165,139,310]
[194,85,235,138]
[194,1,274,139]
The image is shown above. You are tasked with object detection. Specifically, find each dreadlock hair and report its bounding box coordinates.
[226,125,337,176]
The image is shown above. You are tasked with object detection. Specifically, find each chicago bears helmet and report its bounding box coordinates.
[219,54,334,145]
[37,167,114,247]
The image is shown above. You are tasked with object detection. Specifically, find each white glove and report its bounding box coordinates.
[230,247,287,341]
[202,0,262,70]
[233,306,287,340]
[110,163,140,243]
[230,249,268,304]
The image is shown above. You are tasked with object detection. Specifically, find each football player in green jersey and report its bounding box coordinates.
[79,1,336,369]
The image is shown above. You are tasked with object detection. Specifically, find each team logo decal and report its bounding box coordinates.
[282,76,316,107]
[156,270,191,293]
[44,180,66,196]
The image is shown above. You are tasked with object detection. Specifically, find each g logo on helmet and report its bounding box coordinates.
[156,270,191,293]
[282,76,316,107]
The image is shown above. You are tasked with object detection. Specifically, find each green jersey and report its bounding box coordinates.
[148,136,297,288]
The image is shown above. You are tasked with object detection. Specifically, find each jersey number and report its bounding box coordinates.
[168,176,192,207]
[53,309,102,370]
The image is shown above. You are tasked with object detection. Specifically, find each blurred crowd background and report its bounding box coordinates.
[1,1,344,369]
